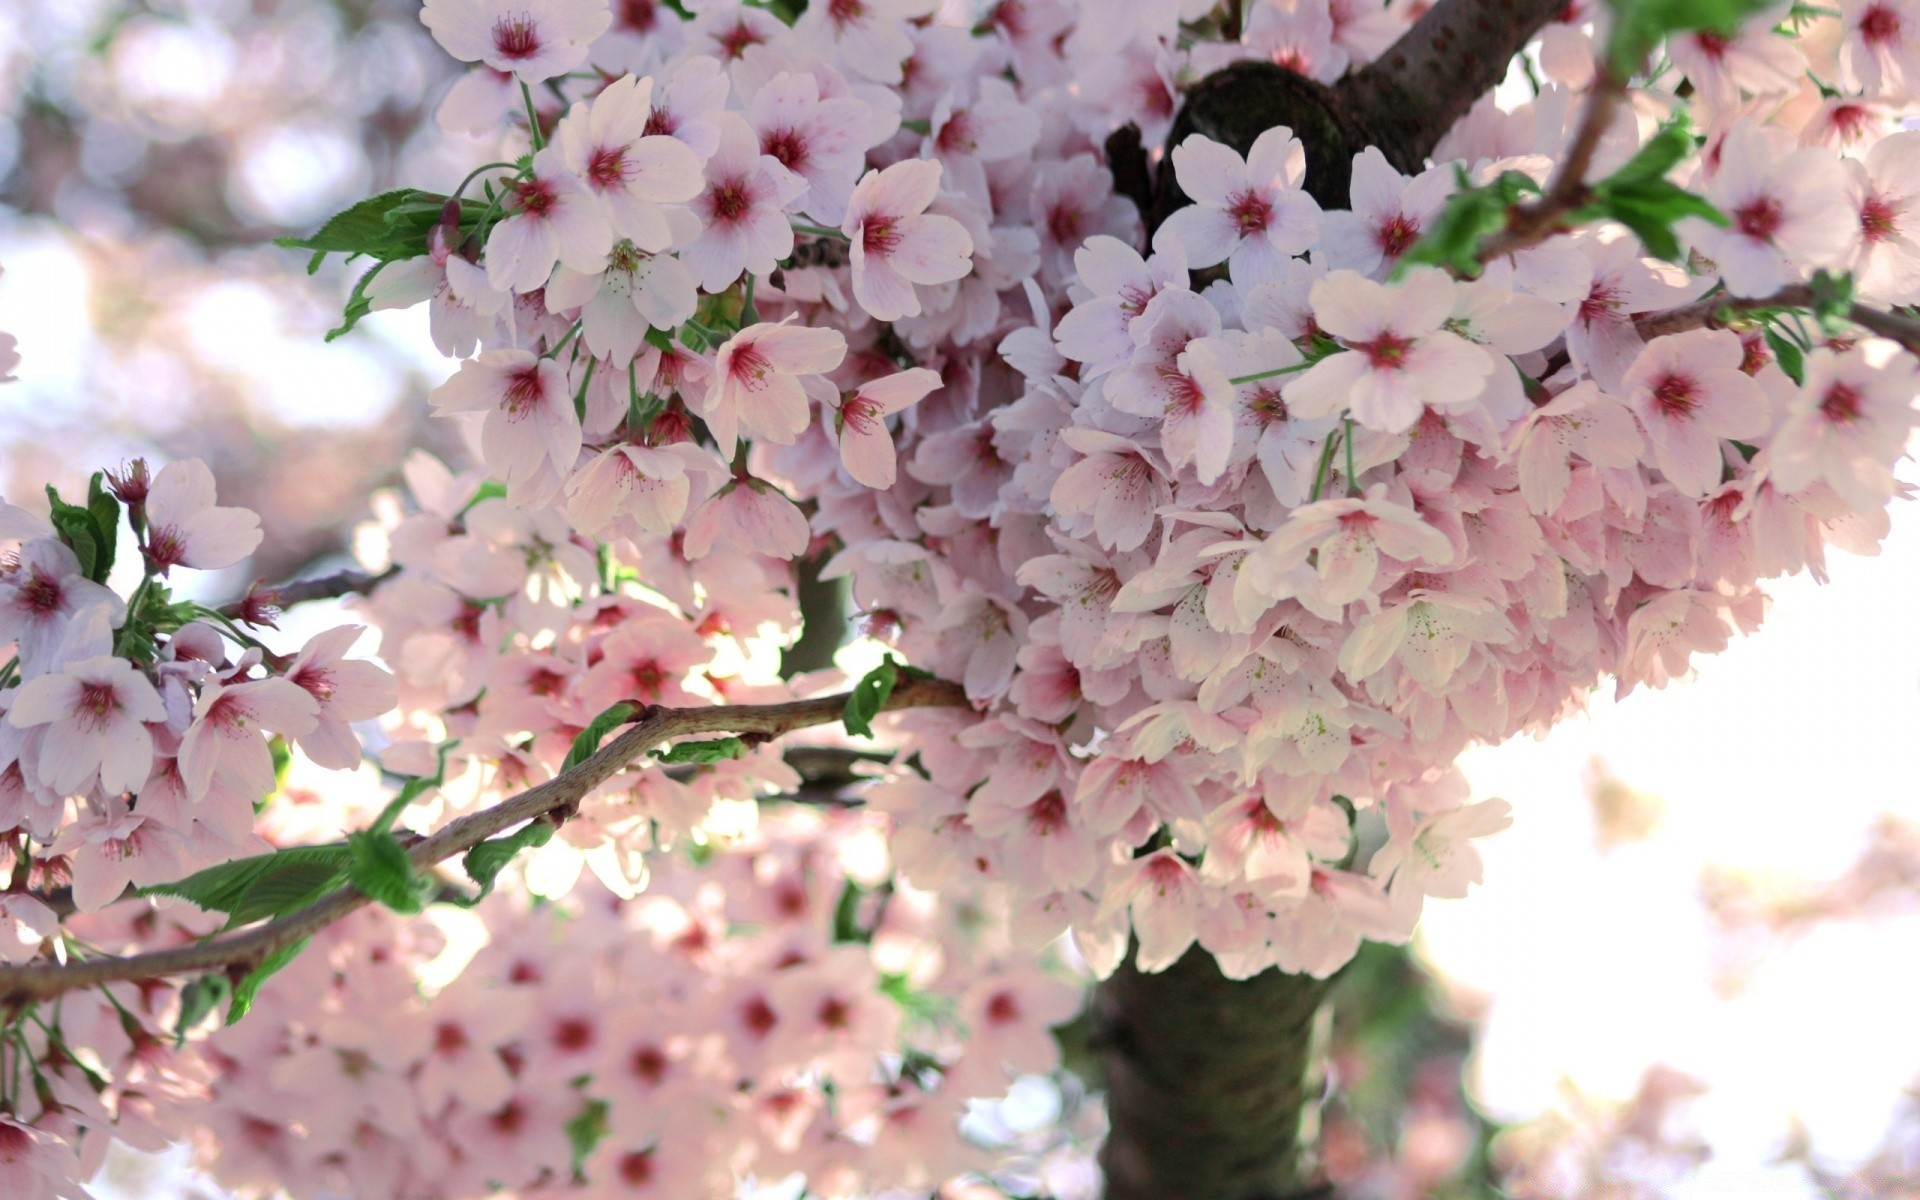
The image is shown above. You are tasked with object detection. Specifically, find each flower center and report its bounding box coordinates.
[1229,189,1274,236]
[490,14,542,60]
[1820,381,1865,423]
[710,178,751,222]
[1651,372,1699,416]
[1354,331,1415,370]
[1861,3,1902,44]
[763,128,807,170]
[863,214,903,257]
[512,177,557,218]
[1861,195,1900,242]
[1375,213,1420,259]
[76,680,119,728]
[19,570,63,614]
[586,146,628,191]
[1734,195,1784,242]
[502,365,548,417]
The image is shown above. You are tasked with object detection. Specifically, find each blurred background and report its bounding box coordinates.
[3,2,1917,1196]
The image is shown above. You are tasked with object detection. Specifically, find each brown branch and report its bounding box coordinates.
[1336,0,1571,172]
[1634,286,1920,356]
[1478,70,1627,261]
[0,676,968,1003]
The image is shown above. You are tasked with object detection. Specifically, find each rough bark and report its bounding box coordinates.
[1096,947,1332,1200]
[1336,0,1573,172]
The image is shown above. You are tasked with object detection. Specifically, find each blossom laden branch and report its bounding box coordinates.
[1634,286,1920,356]
[0,675,967,1003]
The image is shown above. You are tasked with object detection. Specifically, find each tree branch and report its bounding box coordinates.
[1634,286,1920,356]
[1478,70,1627,261]
[1336,0,1570,171]
[0,676,968,1003]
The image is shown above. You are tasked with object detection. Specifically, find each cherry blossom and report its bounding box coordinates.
[553,74,706,250]
[698,319,848,457]
[142,457,264,575]
[825,367,942,488]
[484,147,616,294]
[1154,128,1322,281]
[1282,267,1495,433]
[1620,329,1769,497]
[6,633,166,795]
[428,350,584,508]
[420,0,613,83]
[1690,122,1854,298]
[842,158,975,321]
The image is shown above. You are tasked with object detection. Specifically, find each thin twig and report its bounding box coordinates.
[1478,70,1627,262]
[0,676,968,1002]
[1633,286,1920,356]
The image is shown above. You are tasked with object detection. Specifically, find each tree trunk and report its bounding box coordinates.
[1096,948,1331,1200]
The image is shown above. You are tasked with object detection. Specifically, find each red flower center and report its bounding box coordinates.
[1229,189,1274,236]
[1354,331,1415,370]
[1820,381,1865,423]
[710,178,751,222]
[586,146,628,191]
[1861,4,1902,44]
[1375,213,1420,259]
[1651,372,1699,416]
[1734,195,1784,242]
[1861,195,1900,242]
[490,15,542,60]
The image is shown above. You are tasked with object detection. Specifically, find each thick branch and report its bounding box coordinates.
[1336,0,1569,171]
[1634,286,1920,356]
[1097,947,1331,1200]
[0,676,967,1002]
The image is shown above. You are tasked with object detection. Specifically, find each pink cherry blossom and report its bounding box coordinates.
[47,805,186,913]
[747,71,876,225]
[841,158,974,322]
[682,478,811,559]
[1154,128,1322,281]
[282,627,399,770]
[698,319,848,457]
[680,113,805,293]
[1620,329,1769,497]
[178,677,320,802]
[1767,341,1920,509]
[428,349,584,509]
[6,644,165,796]
[1691,122,1854,298]
[1846,129,1920,304]
[142,457,264,575]
[1112,849,1206,971]
[1839,0,1920,95]
[1244,484,1457,611]
[1317,147,1455,277]
[825,367,941,488]
[1282,267,1495,433]
[0,539,122,676]
[553,74,705,251]
[420,0,612,83]
[484,147,615,294]
[1509,381,1646,514]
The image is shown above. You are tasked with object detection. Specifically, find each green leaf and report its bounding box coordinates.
[564,701,638,773]
[1606,0,1774,75]
[1809,268,1855,334]
[1398,167,1541,278]
[44,473,120,585]
[323,262,387,342]
[1765,327,1806,384]
[654,736,747,765]
[346,826,433,915]
[173,974,231,1046]
[138,844,353,929]
[1578,180,1725,262]
[564,1097,611,1176]
[830,878,868,943]
[227,937,310,1025]
[842,657,899,739]
[451,819,557,907]
[274,189,457,268]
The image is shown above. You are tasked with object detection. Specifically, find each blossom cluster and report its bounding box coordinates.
[0,460,394,926]
[0,0,1918,1197]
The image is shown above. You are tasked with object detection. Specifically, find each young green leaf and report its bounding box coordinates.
[655,736,748,765]
[227,937,310,1025]
[173,974,231,1046]
[452,820,558,906]
[138,844,353,929]
[564,1097,612,1175]
[564,701,639,772]
[843,657,900,739]
[1398,168,1541,277]
[274,189,462,269]
[345,826,434,915]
